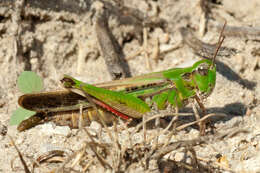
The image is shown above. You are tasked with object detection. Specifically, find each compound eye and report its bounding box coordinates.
[196,63,210,76]
[197,66,208,76]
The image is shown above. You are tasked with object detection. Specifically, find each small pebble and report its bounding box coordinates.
[90,121,102,131]
[41,124,71,136]
[174,152,185,162]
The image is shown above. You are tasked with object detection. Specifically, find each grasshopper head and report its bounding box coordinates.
[193,21,226,98]
[61,76,76,88]
[192,60,216,98]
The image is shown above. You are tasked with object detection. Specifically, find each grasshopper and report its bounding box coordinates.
[17,23,226,132]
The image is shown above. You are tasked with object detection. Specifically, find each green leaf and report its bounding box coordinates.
[17,71,43,94]
[9,107,36,125]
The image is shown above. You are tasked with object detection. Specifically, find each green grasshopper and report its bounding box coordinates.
[17,23,226,132]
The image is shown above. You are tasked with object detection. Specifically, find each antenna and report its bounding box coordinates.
[210,21,226,69]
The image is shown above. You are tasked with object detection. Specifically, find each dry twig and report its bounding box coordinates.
[95,11,129,79]
[9,135,31,173]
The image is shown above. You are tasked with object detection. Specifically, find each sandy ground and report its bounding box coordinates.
[0,0,260,172]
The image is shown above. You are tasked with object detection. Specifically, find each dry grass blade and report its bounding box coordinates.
[131,112,194,136]
[192,102,205,135]
[12,0,25,69]
[121,118,133,148]
[151,37,159,62]
[125,27,154,70]
[96,111,119,171]
[142,112,147,146]
[8,135,31,173]
[126,49,143,60]
[152,114,161,154]
[176,113,226,131]
[78,104,84,129]
[198,0,208,37]
[159,113,225,147]
[36,150,65,165]
[112,120,122,171]
[55,143,86,173]
[188,147,199,170]
[151,138,205,160]
[78,89,116,147]
[113,120,121,150]
[180,27,235,58]
[70,148,85,168]
[143,27,151,70]
[76,86,120,170]
[142,113,149,169]
[83,128,112,170]
[212,23,260,39]
[163,108,179,133]
[216,129,249,140]
[148,109,180,157]
[82,158,95,172]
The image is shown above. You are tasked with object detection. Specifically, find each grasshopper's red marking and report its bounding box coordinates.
[92,99,130,120]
